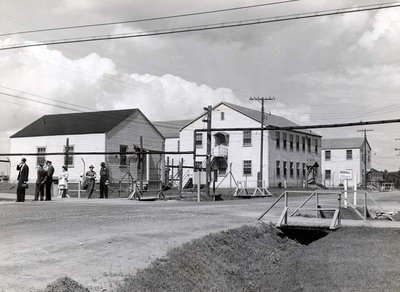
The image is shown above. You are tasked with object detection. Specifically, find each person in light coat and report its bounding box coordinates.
[58,166,69,198]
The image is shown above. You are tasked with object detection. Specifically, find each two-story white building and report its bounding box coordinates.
[321,138,371,188]
[173,102,321,189]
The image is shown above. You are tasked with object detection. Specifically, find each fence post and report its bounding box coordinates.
[338,193,342,227]
[78,181,81,199]
[364,192,367,220]
[284,191,288,224]
[316,192,319,218]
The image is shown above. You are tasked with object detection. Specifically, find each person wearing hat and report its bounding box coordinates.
[34,163,46,201]
[16,158,29,202]
[85,165,96,199]
[99,162,109,199]
[44,160,54,201]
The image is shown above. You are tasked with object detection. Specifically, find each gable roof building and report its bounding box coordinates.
[10,109,165,187]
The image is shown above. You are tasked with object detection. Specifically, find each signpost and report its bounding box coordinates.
[340,169,352,208]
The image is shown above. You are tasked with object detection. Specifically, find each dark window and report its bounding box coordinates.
[325,170,331,180]
[243,160,252,176]
[243,130,252,146]
[296,162,300,177]
[296,136,300,151]
[302,137,306,151]
[289,134,294,150]
[302,163,306,177]
[221,112,225,120]
[64,145,74,167]
[283,133,287,149]
[314,139,318,154]
[346,150,353,160]
[195,133,203,148]
[276,161,280,177]
[37,147,46,166]
[120,145,127,166]
[283,161,287,177]
[276,132,280,148]
[290,162,294,177]
[307,137,311,153]
[325,150,331,161]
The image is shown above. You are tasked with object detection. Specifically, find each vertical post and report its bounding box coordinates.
[64,138,69,170]
[78,180,81,199]
[344,179,348,208]
[259,99,265,188]
[139,136,144,191]
[284,191,288,224]
[166,157,170,185]
[364,192,368,220]
[197,170,201,203]
[354,175,357,206]
[337,193,342,227]
[205,105,212,198]
[178,158,183,198]
[316,192,319,218]
[171,159,174,186]
[229,162,232,189]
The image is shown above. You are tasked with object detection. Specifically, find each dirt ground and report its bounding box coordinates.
[0,190,399,291]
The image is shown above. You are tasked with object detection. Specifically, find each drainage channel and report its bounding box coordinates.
[278,226,333,245]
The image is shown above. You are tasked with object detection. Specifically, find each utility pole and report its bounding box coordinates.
[357,129,373,189]
[250,97,275,189]
[203,105,212,198]
[395,138,400,156]
[64,138,69,170]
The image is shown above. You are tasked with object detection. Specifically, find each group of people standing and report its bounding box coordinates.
[16,158,54,202]
[16,158,110,202]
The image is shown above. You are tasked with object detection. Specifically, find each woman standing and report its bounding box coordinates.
[85,165,96,199]
[58,166,69,198]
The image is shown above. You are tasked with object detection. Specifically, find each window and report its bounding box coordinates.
[283,161,287,177]
[289,134,294,150]
[325,150,331,161]
[195,133,203,148]
[64,145,74,167]
[276,132,280,148]
[346,150,352,160]
[325,170,331,180]
[296,136,300,151]
[302,137,306,151]
[276,161,280,177]
[283,133,287,149]
[243,160,252,176]
[37,147,46,166]
[220,112,225,120]
[296,162,300,177]
[307,137,311,153]
[243,130,252,146]
[219,166,227,176]
[314,139,318,154]
[120,145,127,166]
[302,163,306,177]
[290,162,294,177]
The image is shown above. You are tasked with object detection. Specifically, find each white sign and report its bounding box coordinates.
[339,169,353,180]
[193,171,207,185]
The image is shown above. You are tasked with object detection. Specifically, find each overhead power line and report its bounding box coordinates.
[1,2,399,51]
[0,0,298,37]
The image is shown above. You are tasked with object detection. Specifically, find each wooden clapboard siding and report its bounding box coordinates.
[105,110,164,183]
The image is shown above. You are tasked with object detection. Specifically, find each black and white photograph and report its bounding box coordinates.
[1,0,400,291]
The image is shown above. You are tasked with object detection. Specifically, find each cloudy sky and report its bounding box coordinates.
[0,0,399,171]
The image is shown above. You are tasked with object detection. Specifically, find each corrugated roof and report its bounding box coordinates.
[321,138,365,149]
[11,109,141,138]
[153,120,192,138]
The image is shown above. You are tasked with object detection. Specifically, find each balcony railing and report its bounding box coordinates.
[212,145,228,157]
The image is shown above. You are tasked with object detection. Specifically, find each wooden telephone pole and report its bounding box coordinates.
[250,97,275,188]
[357,129,373,189]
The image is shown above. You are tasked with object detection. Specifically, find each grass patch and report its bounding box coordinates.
[116,223,301,292]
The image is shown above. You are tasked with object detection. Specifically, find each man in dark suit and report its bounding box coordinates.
[99,162,109,199]
[16,158,29,202]
[34,163,46,201]
[44,160,54,201]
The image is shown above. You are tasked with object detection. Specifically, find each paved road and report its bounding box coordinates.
[0,190,399,291]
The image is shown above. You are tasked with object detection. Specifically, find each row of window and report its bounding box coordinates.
[196,130,319,151]
[276,161,308,178]
[276,132,318,154]
[324,150,371,161]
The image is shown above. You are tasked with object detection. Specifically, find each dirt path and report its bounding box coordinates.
[0,198,272,291]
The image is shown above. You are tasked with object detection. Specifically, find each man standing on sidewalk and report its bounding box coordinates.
[44,160,54,201]
[99,162,109,199]
[16,158,29,202]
